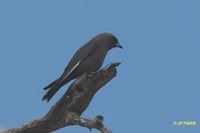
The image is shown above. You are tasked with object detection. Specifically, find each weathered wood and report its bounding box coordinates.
[4,62,120,133]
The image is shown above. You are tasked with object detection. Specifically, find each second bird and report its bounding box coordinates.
[42,32,123,102]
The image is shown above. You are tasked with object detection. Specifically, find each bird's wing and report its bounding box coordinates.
[59,42,98,83]
[60,60,81,82]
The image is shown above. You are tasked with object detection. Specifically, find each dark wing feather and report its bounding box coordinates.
[43,40,98,91]
[58,40,98,83]
[42,41,98,102]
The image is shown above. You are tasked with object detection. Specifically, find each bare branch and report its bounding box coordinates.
[66,113,111,133]
[4,62,120,133]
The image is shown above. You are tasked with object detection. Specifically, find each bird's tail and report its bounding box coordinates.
[43,79,58,90]
[42,78,64,102]
[42,77,71,102]
[42,85,60,102]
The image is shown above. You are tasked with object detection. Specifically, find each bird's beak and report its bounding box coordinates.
[115,43,123,49]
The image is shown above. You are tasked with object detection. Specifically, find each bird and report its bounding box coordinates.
[42,32,123,102]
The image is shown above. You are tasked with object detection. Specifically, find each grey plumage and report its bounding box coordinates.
[42,33,123,102]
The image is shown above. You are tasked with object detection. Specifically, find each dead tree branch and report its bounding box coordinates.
[4,62,120,133]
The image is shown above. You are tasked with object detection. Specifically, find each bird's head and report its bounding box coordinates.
[95,32,123,50]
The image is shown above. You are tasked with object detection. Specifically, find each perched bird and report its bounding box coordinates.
[42,33,123,102]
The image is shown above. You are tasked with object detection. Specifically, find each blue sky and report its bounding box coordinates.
[0,0,200,133]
